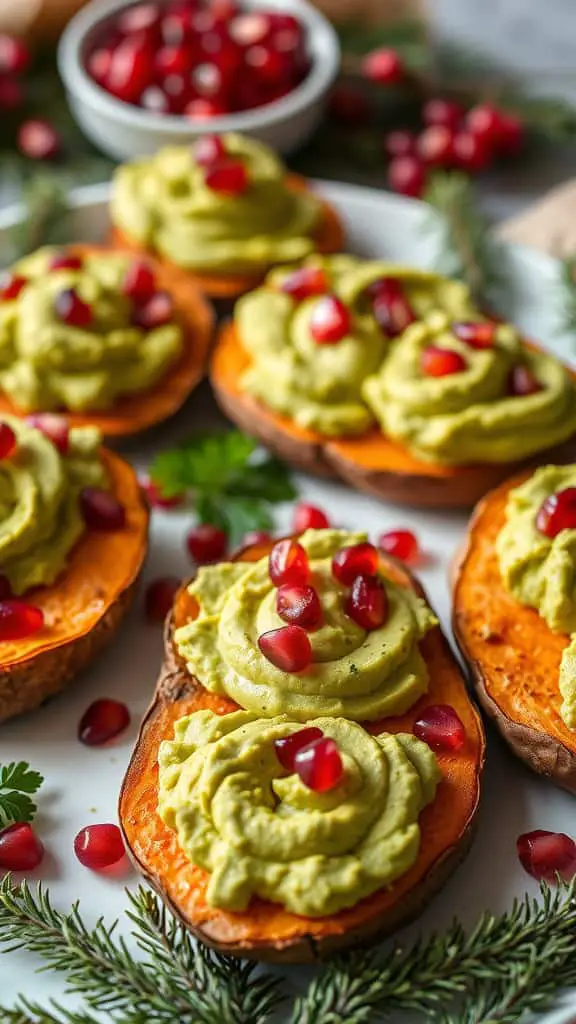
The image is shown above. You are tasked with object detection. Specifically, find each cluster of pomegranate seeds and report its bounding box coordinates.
[0,599,44,641]
[281,266,328,302]
[294,736,344,792]
[269,539,309,587]
[139,472,184,509]
[49,252,83,273]
[276,584,323,630]
[309,294,351,344]
[79,698,131,746]
[0,822,44,871]
[332,542,379,586]
[258,624,312,672]
[74,823,126,870]
[54,288,94,329]
[292,502,330,532]
[508,364,543,397]
[186,523,228,564]
[517,829,576,883]
[536,487,576,539]
[369,277,416,337]
[26,413,69,455]
[80,488,126,531]
[452,321,496,350]
[85,1,311,118]
[0,421,16,459]
[145,576,180,622]
[379,529,420,564]
[414,705,466,752]
[0,271,27,301]
[345,574,388,631]
[274,726,322,770]
[421,346,467,378]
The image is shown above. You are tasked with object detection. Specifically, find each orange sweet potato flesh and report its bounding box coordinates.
[211,323,576,509]
[0,448,149,722]
[453,472,576,794]
[120,541,485,963]
[109,175,345,300]
[0,245,214,438]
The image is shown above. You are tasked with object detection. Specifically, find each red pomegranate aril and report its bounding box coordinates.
[269,539,309,587]
[276,584,323,630]
[332,542,379,586]
[139,473,183,508]
[345,574,388,631]
[155,43,193,77]
[186,524,227,564]
[107,39,154,104]
[361,47,404,85]
[384,129,416,159]
[0,599,43,641]
[132,290,173,329]
[422,97,463,130]
[465,102,503,146]
[452,320,496,350]
[536,487,576,539]
[245,44,288,83]
[453,131,492,173]
[379,528,419,564]
[74,823,125,871]
[18,119,61,160]
[195,133,226,166]
[388,155,426,198]
[79,698,131,746]
[417,124,455,168]
[212,0,241,22]
[329,83,370,125]
[117,2,160,35]
[242,529,272,548]
[421,346,467,377]
[309,294,350,344]
[25,413,69,454]
[294,737,343,792]
[140,85,170,114]
[498,113,524,155]
[274,726,323,771]
[0,823,44,871]
[49,252,82,272]
[414,704,466,752]
[203,159,248,196]
[372,280,416,337]
[54,288,93,328]
[185,97,228,119]
[292,502,330,532]
[0,422,16,459]
[0,76,23,111]
[0,272,27,301]
[517,829,576,883]
[281,266,327,302]
[145,577,180,623]
[258,624,312,672]
[508,364,543,397]
[230,12,271,47]
[163,73,189,112]
[122,260,156,300]
[81,488,126,531]
[0,34,30,75]
[193,61,224,99]
[87,47,113,85]
[161,7,192,45]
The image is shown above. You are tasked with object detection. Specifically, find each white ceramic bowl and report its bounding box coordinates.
[58,0,341,159]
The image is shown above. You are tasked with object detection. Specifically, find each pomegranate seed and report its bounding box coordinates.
[80,488,126,531]
[54,289,93,328]
[230,13,271,47]
[452,320,496,349]
[203,159,249,196]
[274,726,323,771]
[294,737,344,792]
[79,698,130,746]
[186,524,227,564]
[117,3,160,35]
[195,134,226,166]
[292,502,330,532]
[345,575,388,631]
[122,260,156,300]
[241,529,272,548]
[48,252,82,272]
[517,830,576,883]
[361,47,404,85]
[160,8,191,45]
[371,278,416,337]
[0,823,44,871]
[536,487,576,539]
[379,529,419,564]
[508,364,542,397]
[162,73,189,113]
[185,97,228,119]
[0,35,30,75]
[258,624,312,672]
[329,83,370,124]
[74,823,125,871]
[25,414,69,454]
[421,346,467,377]
[309,294,351,344]
[107,39,155,104]
[245,44,289,83]
[139,473,183,508]
[0,422,16,458]
[212,0,240,21]
[414,704,466,752]
[276,584,323,630]
[422,97,463,129]
[498,113,524,155]
[388,155,426,198]
[269,539,309,586]
[132,290,173,329]
[0,599,43,641]
[417,125,455,168]
[155,43,193,77]
[87,47,113,85]
[192,61,225,99]
[191,9,218,36]
[144,577,179,622]
[0,272,27,301]
[0,576,12,599]
[280,266,328,302]
[465,102,503,147]
[453,131,492,173]
[0,76,23,111]
[384,129,416,159]
[332,539,380,586]
[140,85,170,114]
[17,119,61,160]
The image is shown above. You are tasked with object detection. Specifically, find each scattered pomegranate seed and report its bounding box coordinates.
[74,823,126,871]
[414,704,466,752]
[117,3,160,35]
[0,575,12,599]
[294,736,344,792]
[0,272,27,301]
[144,577,180,623]
[388,155,426,198]
[241,529,272,548]
[274,726,323,771]
[79,698,131,746]
[332,542,379,586]
[536,487,576,539]
[309,294,351,344]
[361,47,404,85]
[292,502,330,532]
[280,266,328,302]
[453,131,491,173]
[139,473,183,508]
[329,83,370,124]
[17,119,61,161]
[345,575,388,631]
[276,584,323,630]
[417,124,455,168]
[508,364,543,397]
[25,413,69,454]
[0,34,30,75]
[0,822,44,871]
[80,488,126,531]
[186,523,228,564]
[452,320,496,349]
[0,76,23,111]
[371,277,416,337]
[48,252,82,272]
[384,129,416,159]
[0,599,43,641]
[132,290,173,329]
[421,346,467,377]
[379,529,419,564]
[422,97,463,129]
[517,829,576,883]
[185,97,229,119]
[269,539,309,587]
[195,133,226,166]
[122,260,156,300]
[107,38,155,103]
[54,289,93,328]
[203,158,249,196]
[258,624,312,672]
[465,102,503,148]
[0,422,16,458]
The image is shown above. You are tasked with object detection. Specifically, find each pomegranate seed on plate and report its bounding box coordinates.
[274,726,323,771]
[292,502,330,532]
[452,320,496,349]
[0,822,44,871]
[79,698,131,746]
[48,252,82,272]
[361,47,404,85]
[203,159,249,196]
[144,577,180,622]
[132,290,173,329]
[508,364,542,397]
[536,487,576,539]
[269,539,309,587]
[122,260,156,300]
[54,288,93,328]
[0,34,30,75]
[0,76,23,111]
[329,83,370,125]
[107,38,155,104]
[87,47,113,85]
[414,704,466,752]
[345,575,388,631]
[332,542,379,586]
[371,278,415,337]
[379,529,419,564]
[309,294,350,344]
[229,13,271,47]
[417,124,455,167]
[117,3,160,35]
[276,584,323,630]
[421,346,467,377]
[422,97,463,129]
[281,266,327,301]
[195,133,226,166]
[0,422,16,458]
[139,473,183,508]
[0,272,27,301]
[186,523,227,564]
[517,829,576,883]
[0,599,43,641]
[258,624,312,672]
[17,119,61,160]
[242,529,272,548]
[74,823,125,870]
[25,413,69,454]
[388,155,426,198]
[384,129,416,159]
[185,97,228,119]
[80,488,126,531]
[294,737,343,792]
[453,131,492,172]
[465,102,503,147]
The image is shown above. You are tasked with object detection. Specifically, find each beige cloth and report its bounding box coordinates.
[498,179,576,257]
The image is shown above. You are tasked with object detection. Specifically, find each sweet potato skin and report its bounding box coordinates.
[120,543,485,963]
[452,471,576,794]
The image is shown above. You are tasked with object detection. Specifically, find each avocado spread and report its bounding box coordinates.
[174,529,437,720]
[0,415,105,594]
[110,134,322,273]
[0,247,183,413]
[158,709,439,916]
[363,312,576,464]
[497,464,576,729]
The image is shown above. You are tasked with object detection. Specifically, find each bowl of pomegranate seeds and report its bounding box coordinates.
[58,0,340,159]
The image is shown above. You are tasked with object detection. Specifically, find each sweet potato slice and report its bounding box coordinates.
[0,245,214,438]
[452,472,576,794]
[0,449,149,723]
[211,322,576,509]
[120,540,484,963]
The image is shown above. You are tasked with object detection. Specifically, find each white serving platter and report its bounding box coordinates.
[0,181,575,1023]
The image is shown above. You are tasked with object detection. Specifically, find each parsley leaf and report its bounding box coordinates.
[0,762,44,827]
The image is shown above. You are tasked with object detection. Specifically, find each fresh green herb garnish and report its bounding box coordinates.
[0,762,44,827]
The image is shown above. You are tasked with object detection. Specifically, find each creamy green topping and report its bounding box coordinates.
[158,709,439,916]
[110,134,322,273]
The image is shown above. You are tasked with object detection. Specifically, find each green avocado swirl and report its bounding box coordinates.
[158,709,439,916]
[363,311,576,464]
[0,415,106,595]
[174,529,437,721]
[110,134,322,273]
[0,248,183,413]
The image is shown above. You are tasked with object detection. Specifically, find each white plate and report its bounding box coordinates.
[0,182,574,1023]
